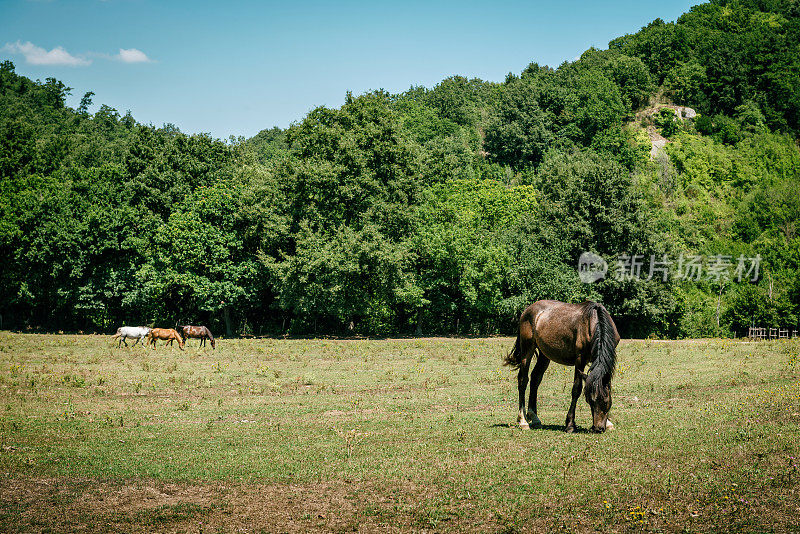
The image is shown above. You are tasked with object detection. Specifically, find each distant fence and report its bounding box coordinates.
[747,326,798,340]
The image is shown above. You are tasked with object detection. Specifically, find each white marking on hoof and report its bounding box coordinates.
[605,419,614,430]
[517,410,530,429]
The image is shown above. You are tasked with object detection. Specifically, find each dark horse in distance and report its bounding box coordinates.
[504,300,620,433]
[178,325,216,349]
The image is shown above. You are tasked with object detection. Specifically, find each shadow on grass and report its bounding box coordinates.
[489,422,591,433]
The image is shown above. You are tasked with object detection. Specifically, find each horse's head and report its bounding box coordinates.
[210,337,216,349]
[585,378,612,433]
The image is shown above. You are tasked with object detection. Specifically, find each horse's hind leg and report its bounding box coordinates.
[565,365,587,433]
[516,338,539,428]
[517,360,532,428]
[516,327,537,428]
[527,350,550,428]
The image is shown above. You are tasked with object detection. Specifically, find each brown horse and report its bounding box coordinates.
[147,328,185,350]
[177,325,215,349]
[504,300,620,433]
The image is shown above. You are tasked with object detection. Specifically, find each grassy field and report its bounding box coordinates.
[0,333,799,533]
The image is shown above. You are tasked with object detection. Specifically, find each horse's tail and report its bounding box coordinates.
[584,302,616,395]
[503,330,524,369]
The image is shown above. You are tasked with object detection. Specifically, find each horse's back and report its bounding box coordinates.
[521,300,595,366]
[153,328,177,338]
[183,325,212,339]
[150,328,168,339]
[118,326,148,337]
[521,300,587,333]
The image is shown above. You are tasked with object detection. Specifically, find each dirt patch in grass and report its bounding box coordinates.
[0,477,473,533]
[2,474,799,533]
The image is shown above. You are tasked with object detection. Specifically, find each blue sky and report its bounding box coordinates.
[1,0,703,140]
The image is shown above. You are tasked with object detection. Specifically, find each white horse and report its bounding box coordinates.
[112,326,152,348]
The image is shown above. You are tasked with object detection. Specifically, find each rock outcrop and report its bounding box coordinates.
[636,104,697,159]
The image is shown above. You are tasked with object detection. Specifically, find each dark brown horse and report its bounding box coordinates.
[177,325,215,349]
[504,300,620,433]
[147,328,185,350]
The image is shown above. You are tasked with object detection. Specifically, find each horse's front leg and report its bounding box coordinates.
[565,366,586,433]
[527,353,549,428]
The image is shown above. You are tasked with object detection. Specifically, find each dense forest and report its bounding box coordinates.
[1,0,799,338]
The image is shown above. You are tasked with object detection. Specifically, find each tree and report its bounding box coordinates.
[410,178,536,334]
[278,224,414,335]
[532,149,676,336]
[279,90,421,239]
[77,91,94,115]
[133,180,269,336]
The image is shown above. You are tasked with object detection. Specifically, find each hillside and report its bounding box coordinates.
[1,0,799,337]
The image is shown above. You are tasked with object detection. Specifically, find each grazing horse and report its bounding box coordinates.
[178,325,215,349]
[504,300,620,433]
[112,326,152,348]
[146,328,185,350]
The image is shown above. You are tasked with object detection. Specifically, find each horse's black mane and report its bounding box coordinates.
[583,302,616,394]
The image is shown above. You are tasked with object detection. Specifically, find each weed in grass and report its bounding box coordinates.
[333,426,368,459]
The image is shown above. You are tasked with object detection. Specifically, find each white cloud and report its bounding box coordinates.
[115,48,152,63]
[2,40,91,66]
[2,41,154,66]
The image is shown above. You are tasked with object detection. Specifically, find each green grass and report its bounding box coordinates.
[1,334,799,532]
